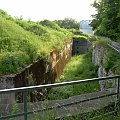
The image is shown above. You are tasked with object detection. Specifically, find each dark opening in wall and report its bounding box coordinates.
[72,39,91,55]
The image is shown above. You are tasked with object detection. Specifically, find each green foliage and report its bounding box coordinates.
[0,10,72,75]
[40,20,72,37]
[72,30,90,41]
[40,19,62,31]
[0,9,14,21]
[12,103,19,114]
[59,52,98,81]
[73,35,88,41]
[88,35,97,42]
[54,17,80,30]
[15,19,49,36]
[93,36,110,47]
[15,19,72,47]
[48,52,99,100]
[69,29,83,35]
[0,52,30,75]
[69,29,90,39]
[91,0,120,41]
[91,36,120,74]
[104,48,120,74]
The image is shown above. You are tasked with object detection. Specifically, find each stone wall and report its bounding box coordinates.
[92,45,117,91]
[50,40,72,79]
[0,76,15,105]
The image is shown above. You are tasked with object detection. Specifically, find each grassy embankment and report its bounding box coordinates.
[0,9,72,76]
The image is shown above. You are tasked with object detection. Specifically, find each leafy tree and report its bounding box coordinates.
[91,0,120,41]
[54,18,80,30]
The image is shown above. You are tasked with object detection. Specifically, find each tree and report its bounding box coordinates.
[54,18,80,30]
[91,0,120,41]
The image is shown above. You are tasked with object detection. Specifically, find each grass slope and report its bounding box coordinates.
[0,9,72,75]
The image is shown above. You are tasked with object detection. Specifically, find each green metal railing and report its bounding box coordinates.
[0,75,120,120]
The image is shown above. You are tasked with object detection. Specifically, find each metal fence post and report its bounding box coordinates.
[116,76,120,114]
[117,77,120,102]
[23,91,27,120]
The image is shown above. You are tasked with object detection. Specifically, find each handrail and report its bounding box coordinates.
[0,75,120,120]
[108,43,120,54]
[0,75,119,94]
[107,39,120,54]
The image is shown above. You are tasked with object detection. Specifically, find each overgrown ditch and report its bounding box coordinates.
[48,51,99,100]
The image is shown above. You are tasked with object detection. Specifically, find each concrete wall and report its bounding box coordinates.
[92,45,117,91]
[0,76,15,106]
[72,39,91,55]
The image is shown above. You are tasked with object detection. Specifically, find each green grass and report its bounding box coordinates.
[48,52,99,100]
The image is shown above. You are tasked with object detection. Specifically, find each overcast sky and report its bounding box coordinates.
[0,0,96,22]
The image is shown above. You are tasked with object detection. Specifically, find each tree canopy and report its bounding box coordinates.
[91,0,120,41]
[54,18,80,30]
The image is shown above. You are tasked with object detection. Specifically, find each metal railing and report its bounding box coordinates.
[107,39,120,54]
[0,75,120,120]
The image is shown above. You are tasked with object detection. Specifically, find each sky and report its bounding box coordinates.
[0,0,96,22]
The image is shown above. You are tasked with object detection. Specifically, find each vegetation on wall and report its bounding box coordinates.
[104,48,120,74]
[92,36,110,47]
[73,35,89,41]
[71,28,90,41]
[0,9,73,75]
[93,36,120,75]
[90,0,120,75]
